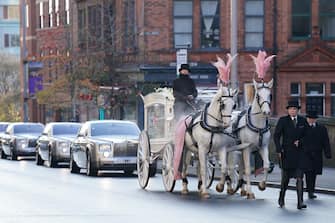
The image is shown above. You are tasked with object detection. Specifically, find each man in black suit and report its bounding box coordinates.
[173,64,198,121]
[274,100,308,209]
[302,111,332,199]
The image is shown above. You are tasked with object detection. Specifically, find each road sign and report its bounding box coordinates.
[176,49,188,75]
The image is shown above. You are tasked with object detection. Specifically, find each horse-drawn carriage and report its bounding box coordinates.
[137,51,276,199]
[137,88,220,192]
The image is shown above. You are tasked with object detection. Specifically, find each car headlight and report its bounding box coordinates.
[16,139,28,149]
[99,144,111,152]
[57,141,69,152]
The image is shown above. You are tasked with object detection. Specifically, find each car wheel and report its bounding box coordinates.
[48,147,57,168]
[124,169,134,175]
[86,150,98,177]
[70,151,80,174]
[10,146,17,161]
[1,149,6,159]
[35,148,43,166]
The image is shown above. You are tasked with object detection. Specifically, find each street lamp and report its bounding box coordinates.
[21,0,29,122]
[230,0,238,90]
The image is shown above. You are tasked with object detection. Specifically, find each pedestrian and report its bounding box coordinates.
[302,110,332,199]
[274,100,308,209]
[172,63,198,121]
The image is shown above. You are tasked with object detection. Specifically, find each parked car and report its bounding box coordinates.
[36,122,82,167]
[1,122,44,160]
[0,122,9,152]
[70,120,140,176]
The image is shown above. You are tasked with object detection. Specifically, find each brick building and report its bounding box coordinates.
[21,0,335,123]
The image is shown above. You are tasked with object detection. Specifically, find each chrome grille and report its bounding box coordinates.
[113,142,137,157]
[28,139,37,147]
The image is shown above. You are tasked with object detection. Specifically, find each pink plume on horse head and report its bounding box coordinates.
[211,54,237,85]
[250,50,276,79]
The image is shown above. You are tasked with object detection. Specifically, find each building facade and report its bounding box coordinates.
[21,0,335,124]
[0,0,20,56]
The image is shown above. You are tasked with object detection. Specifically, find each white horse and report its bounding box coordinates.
[177,84,245,198]
[232,78,273,199]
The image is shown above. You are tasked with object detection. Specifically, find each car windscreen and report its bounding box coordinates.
[53,124,81,135]
[0,124,8,132]
[90,122,139,137]
[13,124,44,134]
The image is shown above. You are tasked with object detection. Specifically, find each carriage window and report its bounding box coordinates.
[331,83,335,116]
[306,83,324,115]
[147,104,165,139]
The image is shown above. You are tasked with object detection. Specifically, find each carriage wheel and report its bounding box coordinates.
[162,143,175,192]
[206,159,215,189]
[227,152,241,194]
[137,131,151,189]
[228,165,240,194]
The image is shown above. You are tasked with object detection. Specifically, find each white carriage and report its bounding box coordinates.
[137,88,224,192]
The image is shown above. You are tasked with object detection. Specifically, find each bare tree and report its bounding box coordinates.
[0,53,20,95]
[0,53,21,121]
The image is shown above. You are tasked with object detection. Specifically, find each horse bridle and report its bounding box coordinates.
[255,84,272,111]
[207,93,235,123]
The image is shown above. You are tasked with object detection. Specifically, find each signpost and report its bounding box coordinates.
[176,49,188,75]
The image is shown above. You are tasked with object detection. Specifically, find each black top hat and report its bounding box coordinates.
[306,110,318,119]
[286,100,301,109]
[179,64,191,72]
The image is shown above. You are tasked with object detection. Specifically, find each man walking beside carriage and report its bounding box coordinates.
[274,100,308,210]
[302,110,332,200]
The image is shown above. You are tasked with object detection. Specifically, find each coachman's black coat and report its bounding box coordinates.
[302,123,332,174]
[274,115,308,170]
[172,75,198,102]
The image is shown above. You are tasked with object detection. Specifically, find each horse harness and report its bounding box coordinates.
[184,100,238,154]
[233,106,270,147]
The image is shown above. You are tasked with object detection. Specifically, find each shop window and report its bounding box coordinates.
[306,83,324,115]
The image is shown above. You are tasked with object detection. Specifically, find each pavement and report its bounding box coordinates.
[250,164,335,195]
